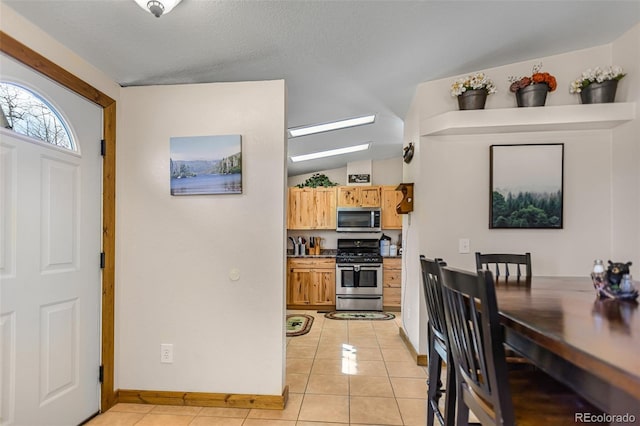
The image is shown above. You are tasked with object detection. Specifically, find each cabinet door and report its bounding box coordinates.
[289,268,312,305]
[288,188,315,229]
[311,269,336,305]
[337,186,359,207]
[359,186,381,207]
[381,186,403,229]
[314,187,337,229]
[383,258,402,308]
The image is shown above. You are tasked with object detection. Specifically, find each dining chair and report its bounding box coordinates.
[438,265,604,426]
[420,255,455,426]
[475,252,531,280]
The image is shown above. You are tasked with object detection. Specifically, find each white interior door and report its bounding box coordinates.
[1,54,102,426]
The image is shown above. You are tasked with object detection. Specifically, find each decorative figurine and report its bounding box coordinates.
[607,260,633,287]
[592,260,637,300]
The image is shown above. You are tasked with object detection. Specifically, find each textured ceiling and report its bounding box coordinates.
[4,0,639,175]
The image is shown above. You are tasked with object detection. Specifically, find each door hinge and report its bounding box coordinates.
[100,252,105,269]
[100,139,106,156]
[99,365,104,383]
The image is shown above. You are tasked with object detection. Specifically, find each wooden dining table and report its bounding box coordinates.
[494,276,640,423]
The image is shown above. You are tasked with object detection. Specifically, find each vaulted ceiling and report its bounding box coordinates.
[4,0,639,175]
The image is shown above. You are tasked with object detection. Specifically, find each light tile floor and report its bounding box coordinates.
[87,310,427,425]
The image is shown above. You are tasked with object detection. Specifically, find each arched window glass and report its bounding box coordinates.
[0,81,75,151]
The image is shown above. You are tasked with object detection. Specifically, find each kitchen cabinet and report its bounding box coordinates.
[287,258,336,309]
[383,257,402,310]
[288,187,337,229]
[337,186,381,207]
[381,185,403,229]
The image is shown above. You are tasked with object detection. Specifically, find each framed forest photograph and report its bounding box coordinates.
[490,143,564,229]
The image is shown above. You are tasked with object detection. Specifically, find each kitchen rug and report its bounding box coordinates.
[286,314,314,337]
[324,311,396,321]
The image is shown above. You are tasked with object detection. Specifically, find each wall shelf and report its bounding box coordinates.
[420,102,636,136]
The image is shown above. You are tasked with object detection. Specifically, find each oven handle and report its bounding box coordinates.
[336,264,382,269]
[336,295,382,299]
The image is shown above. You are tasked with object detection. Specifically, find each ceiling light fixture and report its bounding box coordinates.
[288,114,376,138]
[290,143,370,163]
[134,0,182,18]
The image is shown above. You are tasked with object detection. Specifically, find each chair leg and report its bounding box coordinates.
[454,379,469,426]
[443,353,456,426]
[426,337,442,426]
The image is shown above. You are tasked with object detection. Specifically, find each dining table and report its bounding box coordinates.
[494,276,640,424]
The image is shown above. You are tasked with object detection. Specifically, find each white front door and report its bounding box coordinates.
[1,54,102,426]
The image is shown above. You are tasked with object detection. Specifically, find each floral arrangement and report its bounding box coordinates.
[569,66,626,93]
[509,63,557,93]
[296,173,338,188]
[450,72,496,97]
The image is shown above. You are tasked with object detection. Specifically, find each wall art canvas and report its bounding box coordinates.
[170,134,242,195]
[490,143,563,229]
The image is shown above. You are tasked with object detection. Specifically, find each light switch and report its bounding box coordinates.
[458,238,470,254]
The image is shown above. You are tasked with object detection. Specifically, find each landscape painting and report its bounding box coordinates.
[170,134,242,195]
[490,143,563,229]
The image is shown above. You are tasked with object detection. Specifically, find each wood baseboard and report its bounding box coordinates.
[116,385,288,410]
[398,326,428,366]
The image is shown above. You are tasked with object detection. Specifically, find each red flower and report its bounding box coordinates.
[510,64,557,92]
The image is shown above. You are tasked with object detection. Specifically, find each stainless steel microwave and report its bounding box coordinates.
[336,207,381,232]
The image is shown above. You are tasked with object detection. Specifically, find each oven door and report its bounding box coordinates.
[336,264,383,296]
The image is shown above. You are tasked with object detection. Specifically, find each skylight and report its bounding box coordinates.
[290,143,370,163]
[288,114,376,138]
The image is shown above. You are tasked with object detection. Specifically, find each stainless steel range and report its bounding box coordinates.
[335,239,383,311]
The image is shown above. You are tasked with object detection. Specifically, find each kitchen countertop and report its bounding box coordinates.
[286,250,402,259]
[287,249,337,258]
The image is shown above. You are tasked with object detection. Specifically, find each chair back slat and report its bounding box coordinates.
[439,265,515,426]
[420,256,447,343]
[475,252,532,280]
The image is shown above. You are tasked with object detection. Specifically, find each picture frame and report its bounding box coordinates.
[348,173,371,184]
[170,134,242,195]
[490,143,564,229]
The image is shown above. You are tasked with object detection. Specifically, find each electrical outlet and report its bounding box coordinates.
[160,344,173,363]
[458,238,470,254]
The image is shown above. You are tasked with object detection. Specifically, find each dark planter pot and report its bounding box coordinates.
[580,80,618,104]
[457,89,487,110]
[516,83,548,107]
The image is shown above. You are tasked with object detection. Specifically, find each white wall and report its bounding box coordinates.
[117,81,287,395]
[0,3,120,102]
[611,25,640,267]
[287,156,403,187]
[402,25,640,354]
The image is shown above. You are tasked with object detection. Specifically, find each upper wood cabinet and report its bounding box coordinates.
[288,187,337,230]
[337,186,381,207]
[381,185,403,229]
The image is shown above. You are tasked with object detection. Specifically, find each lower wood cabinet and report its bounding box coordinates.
[383,258,402,310]
[287,258,336,309]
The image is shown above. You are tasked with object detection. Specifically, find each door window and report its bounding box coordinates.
[0,81,75,151]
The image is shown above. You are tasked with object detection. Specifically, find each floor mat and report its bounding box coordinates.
[286,314,314,336]
[324,311,396,320]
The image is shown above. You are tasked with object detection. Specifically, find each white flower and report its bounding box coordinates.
[450,72,496,97]
[570,65,626,93]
